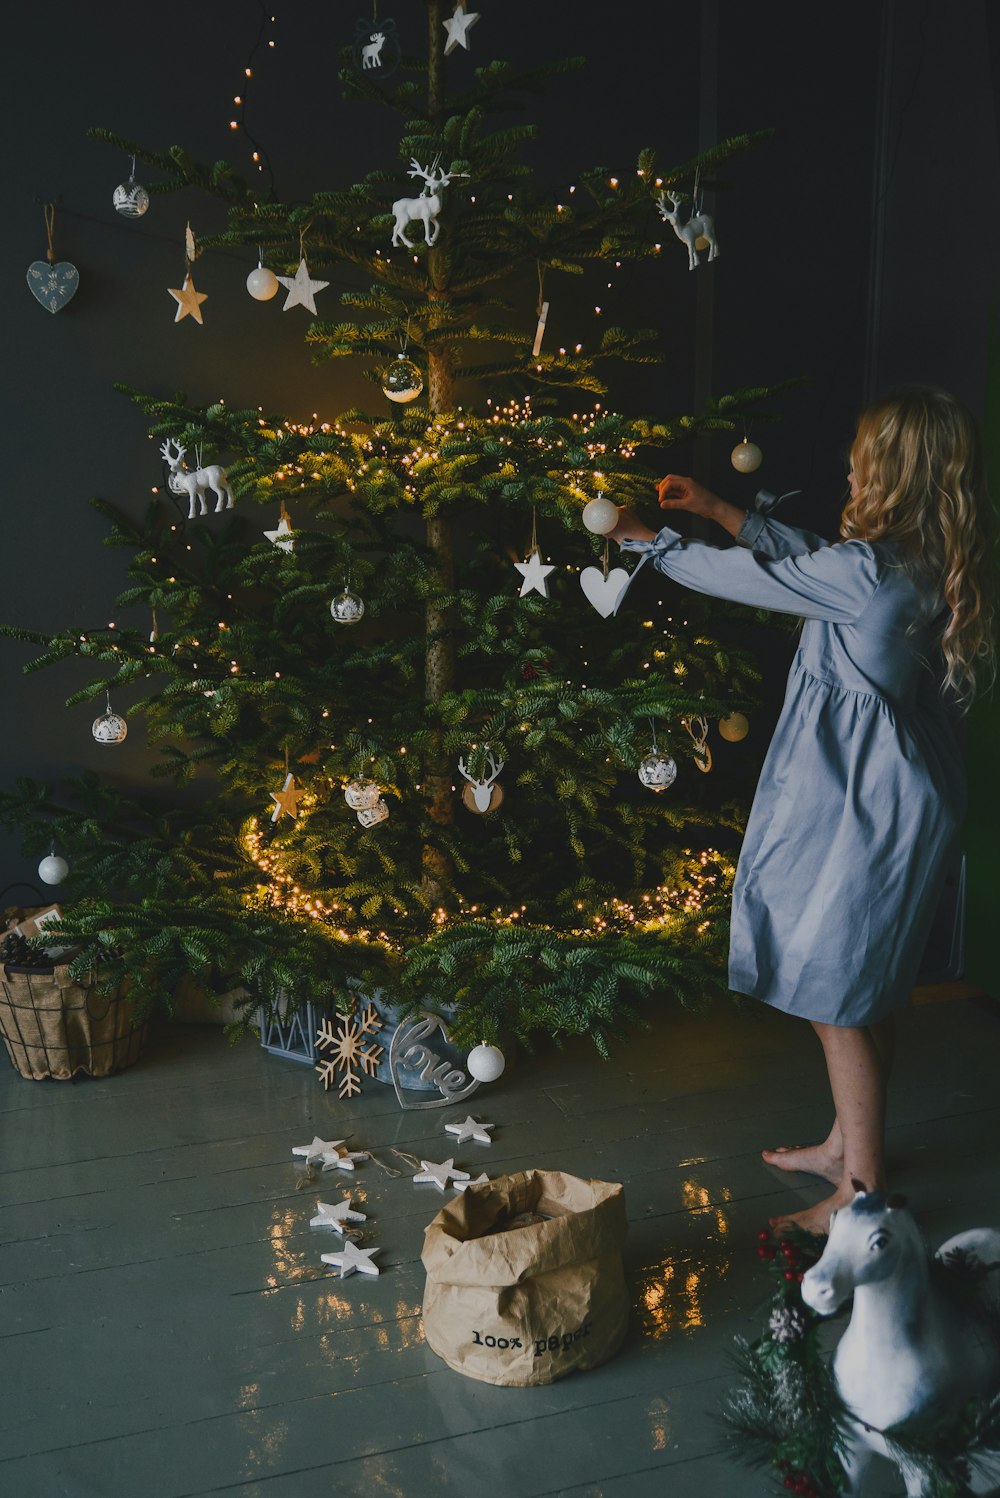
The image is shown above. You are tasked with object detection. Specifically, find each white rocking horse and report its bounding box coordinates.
[801,1183,1000,1496]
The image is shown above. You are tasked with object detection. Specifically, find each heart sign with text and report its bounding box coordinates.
[389,1012,481,1111]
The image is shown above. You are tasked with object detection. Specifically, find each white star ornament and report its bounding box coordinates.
[321,1241,382,1278]
[413,1157,471,1191]
[514,550,555,599]
[444,1116,494,1146]
[442,3,479,54]
[276,258,329,314]
[310,1198,367,1232]
[292,1136,345,1164]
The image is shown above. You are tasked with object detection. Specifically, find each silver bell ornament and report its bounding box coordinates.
[344,777,381,811]
[246,261,279,301]
[113,166,150,219]
[731,439,762,474]
[330,587,365,625]
[92,693,128,746]
[380,353,424,404]
[38,847,69,885]
[357,798,389,828]
[467,1043,506,1083]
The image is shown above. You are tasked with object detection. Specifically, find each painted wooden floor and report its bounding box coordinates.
[1,993,998,1498]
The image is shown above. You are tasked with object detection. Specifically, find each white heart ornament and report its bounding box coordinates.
[27,260,79,314]
[579,565,632,618]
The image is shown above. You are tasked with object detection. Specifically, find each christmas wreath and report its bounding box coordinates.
[723,1227,1000,1498]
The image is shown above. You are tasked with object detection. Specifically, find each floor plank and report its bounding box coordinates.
[1,996,998,1497]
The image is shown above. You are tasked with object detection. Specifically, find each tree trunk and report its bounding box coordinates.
[421,0,456,906]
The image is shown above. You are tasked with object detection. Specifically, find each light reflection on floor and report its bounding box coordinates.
[635,1177,734,1338]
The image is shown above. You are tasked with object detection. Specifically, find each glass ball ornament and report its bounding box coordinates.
[113,176,150,218]
[582,496,620,535]
[92,705,128,746]
[344,777,381,811]
[467,1042,506,1083]
[381,353,424,404]
[246,262,279,301]
[718,712,750,743]
[38,853,69,886]
[731,439,763,474]
[638,750,677,792]
[357,798,389,828]
[330,588,365,625]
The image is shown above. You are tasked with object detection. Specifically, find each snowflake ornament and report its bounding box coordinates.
[315,1004,384,1098]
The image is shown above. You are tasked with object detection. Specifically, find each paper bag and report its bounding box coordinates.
[421,1168,629,1386]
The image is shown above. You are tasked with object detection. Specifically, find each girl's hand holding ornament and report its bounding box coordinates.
[656,473,723,519]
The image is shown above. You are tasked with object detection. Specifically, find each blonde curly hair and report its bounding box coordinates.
[842,387,997,711]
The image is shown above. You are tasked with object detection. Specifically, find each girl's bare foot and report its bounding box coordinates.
[761,1142,844,1185]
[768,1180,863,1237]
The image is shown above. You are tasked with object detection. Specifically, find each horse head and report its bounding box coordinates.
[801,1181,923,1315]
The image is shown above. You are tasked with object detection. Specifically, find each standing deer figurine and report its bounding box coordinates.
[457,751,504,813]
[160,439,234,520]
[656,190,719,270]
[391,157,468,249]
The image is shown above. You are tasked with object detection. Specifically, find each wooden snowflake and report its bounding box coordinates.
[315,1004,384,1099]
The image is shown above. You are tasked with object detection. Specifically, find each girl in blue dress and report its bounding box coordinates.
[610,388,997,1233]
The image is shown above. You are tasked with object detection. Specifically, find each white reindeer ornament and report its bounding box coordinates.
[802,1185,1000,1496]
[391,157,468,249]
[160,439,234,520]
[458,751,504,815]
[656,190,719,270]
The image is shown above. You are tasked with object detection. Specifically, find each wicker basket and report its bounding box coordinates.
[0,964,146,1081]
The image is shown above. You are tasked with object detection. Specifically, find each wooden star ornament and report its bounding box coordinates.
[514,549,555,599]
[269,772,301,822]
[168,272,208,325]
[277,258,329,314]
[442,1,479,54]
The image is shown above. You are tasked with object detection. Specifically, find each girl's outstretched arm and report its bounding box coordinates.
[611,516,882,624]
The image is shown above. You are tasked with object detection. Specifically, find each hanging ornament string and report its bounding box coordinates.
[532,260,549,359]
[602,536,610,582]
[44,204,57,266]
[228,0,277,189]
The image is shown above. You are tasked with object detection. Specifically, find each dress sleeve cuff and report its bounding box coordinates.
[736,510,767,550]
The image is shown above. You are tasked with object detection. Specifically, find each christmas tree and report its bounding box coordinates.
[1,1,794,1054]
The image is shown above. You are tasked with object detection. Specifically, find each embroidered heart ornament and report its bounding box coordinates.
[27,260,79,313]
[579,565,632,618]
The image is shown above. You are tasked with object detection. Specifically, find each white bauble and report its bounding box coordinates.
[330,589,365,624]
[638,751,677,792]
[92,709,128,745]
[466,1043,506,1083]
[581,496,620,535]
[718,712,750,742]
[731,440,763,473]
[246,264,280,301]
[357,798,389,828]
[38,854,69,885]
[344,777,381,811]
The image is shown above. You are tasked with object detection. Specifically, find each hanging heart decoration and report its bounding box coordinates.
[579,565,631,619]
[388,1012,481,1112]
[26,261,79,313]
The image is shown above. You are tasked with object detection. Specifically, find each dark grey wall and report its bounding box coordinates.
[3,1,997,885]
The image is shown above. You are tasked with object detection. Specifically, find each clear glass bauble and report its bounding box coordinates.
[356,798,389,828]
[246,264,279,301]
[330,589,365,624]
[730,440,763,473]
[113,177,150,218]
[92,709,129,745]
[381,354,424,404]
[344,777,381,811]
[638,751,677,792]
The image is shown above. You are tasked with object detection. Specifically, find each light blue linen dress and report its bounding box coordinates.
[619,504,966,1026]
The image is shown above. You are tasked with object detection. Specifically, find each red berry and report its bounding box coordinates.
[796,1271,805,1282]
[764,1246,777,1259]
[757,1245,769,1258]
[784,1269,796,1281]
[783,1480,796,1492]
[757,1229,771,1242]
[794,1483,808,1496]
